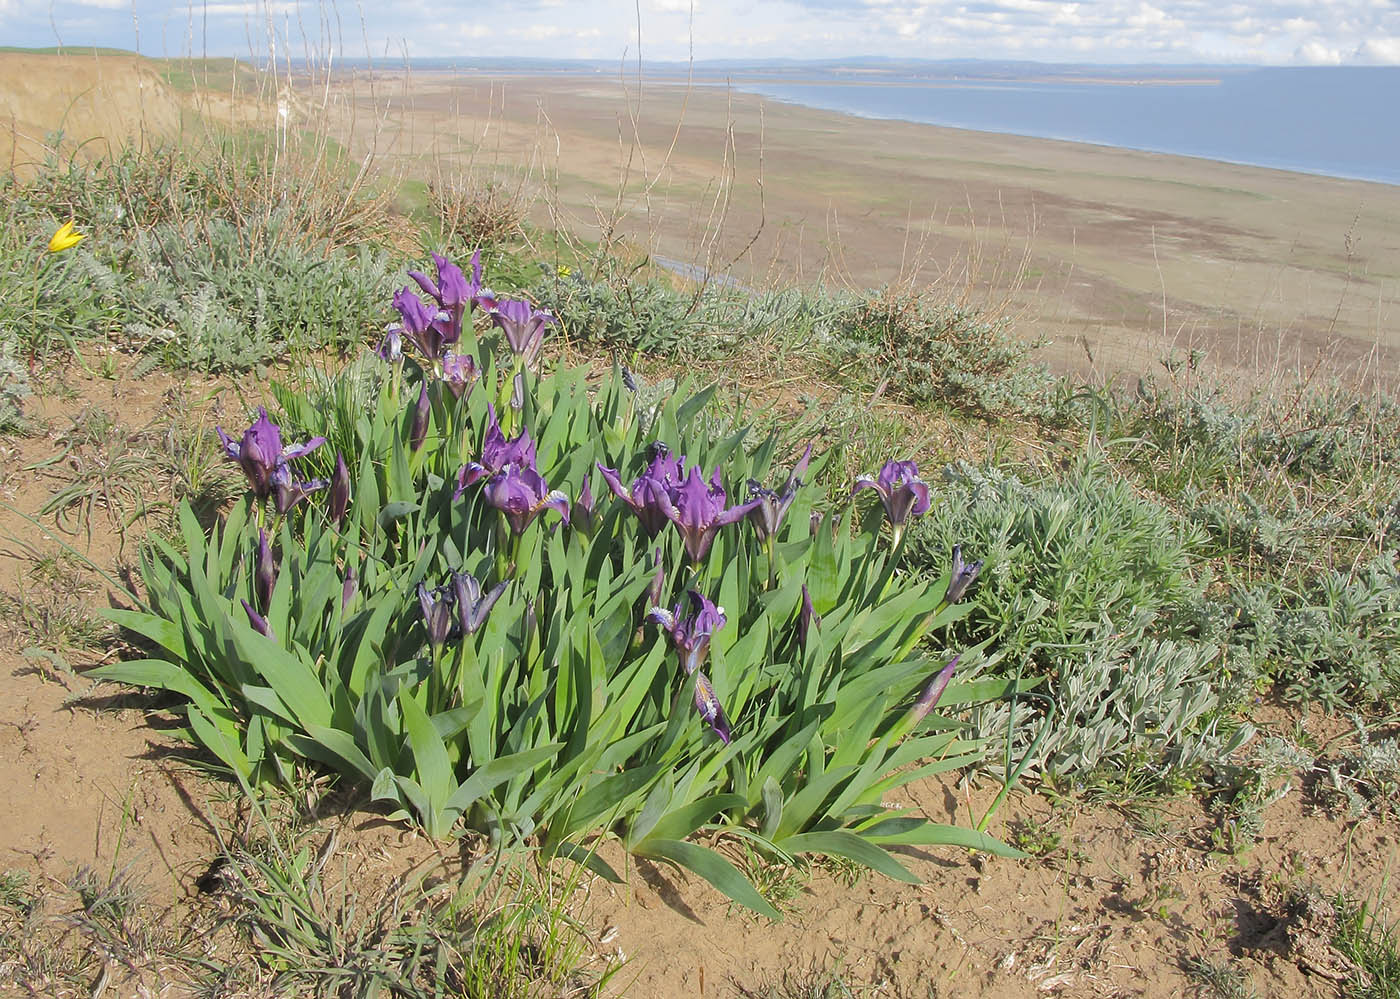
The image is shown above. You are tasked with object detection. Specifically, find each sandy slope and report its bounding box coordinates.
[0,52,185,176]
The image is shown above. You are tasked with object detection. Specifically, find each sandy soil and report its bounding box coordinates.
[330,71,1400,384]
[0,52,187,177]
[0,358,1394,998]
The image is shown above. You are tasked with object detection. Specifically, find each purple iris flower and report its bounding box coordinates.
[650,591,732,743]
[452,571,508,635]
[482,463,571,535]
[798,583,820,651]
[392,287,456,361]
[329,453,351,528]
[648,590,726,677]
[747,442,814,544]
[376,324,404,364]
[692,670,732,744]
[597,445,686,538]
[441,352,479,400]
[241,599,274,639]
[658,466,762,562]
[407,251,481,348]
[418,583,455,652]
[270,463,328,516]
[255,529,276,612]
[853,459,932,543]
[216,407,324,500]
[480,296,555,366]
[908,655,959,725]
[943,544,983,605]
[409,250,481,318]
[457,406,538,496]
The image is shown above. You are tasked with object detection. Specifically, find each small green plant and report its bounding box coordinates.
[95,250,1023,918]
[908,452,1249,779]
[1183,955,1257,999]
[825,286,1054,418]
[1334,895,1400,999]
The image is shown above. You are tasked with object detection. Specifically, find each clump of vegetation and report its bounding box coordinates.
[1,141,402,372]
[904,452,1240,779]
[825,287,1055,418]
[96,250,1022,918]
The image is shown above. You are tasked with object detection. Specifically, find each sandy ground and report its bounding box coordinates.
[329,70,1400,384]
[0,358,1394,998]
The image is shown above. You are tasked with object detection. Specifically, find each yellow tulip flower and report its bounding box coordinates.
[47,220,86,254]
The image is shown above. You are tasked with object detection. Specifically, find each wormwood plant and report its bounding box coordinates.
[825,287,1055,419]
[95,252,1022,916]
[907,455,1246,778]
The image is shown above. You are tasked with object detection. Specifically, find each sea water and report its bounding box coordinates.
[724,67,1400,186]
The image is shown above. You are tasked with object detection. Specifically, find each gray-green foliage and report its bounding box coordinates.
[1202,554,1400,710]
[907,454,1232,777]
[911,456,1205,663]
[1323,718,1400,820]
[0,340,32,431]
[527,266,839,361]
[116,217,402,371]
[824,289,1056,418]
[969,635,1244,777]
[2,146,401,373]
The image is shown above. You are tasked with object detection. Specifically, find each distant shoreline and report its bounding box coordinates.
[703,83,1395,188]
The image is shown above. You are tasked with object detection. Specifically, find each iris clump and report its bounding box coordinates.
[97,249,1018,915]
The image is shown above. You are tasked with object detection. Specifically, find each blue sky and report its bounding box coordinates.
[4,0,1399,65]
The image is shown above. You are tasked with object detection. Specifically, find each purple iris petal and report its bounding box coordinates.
[486,297,555,366]
[441,352,479,400]
[693,670,731,744]
[329,453,351,527]
[798,583,820,651]
[482,463,570,535]
[393,286,455,360]
[452,571,508,635]
[376,324,404,363]
[944,544,983,605]
[657,466,762,562]
[418,583,454,652]
[597,463,670,537]
[909,655,959,724]
[457,406,537,495]
[271,465,328,516]
[255,529,276,612]
[241,599,273,639]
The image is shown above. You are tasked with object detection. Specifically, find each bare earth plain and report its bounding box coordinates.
[2,52,1400,998]
[340,70,1400,383]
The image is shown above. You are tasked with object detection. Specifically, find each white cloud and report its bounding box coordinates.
[7,0,1400,64]
[1294,39,1344,63]
[1354,37,1400,63]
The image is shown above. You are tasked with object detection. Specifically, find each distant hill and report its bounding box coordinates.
[0,50,185,175]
